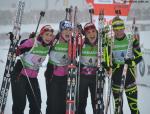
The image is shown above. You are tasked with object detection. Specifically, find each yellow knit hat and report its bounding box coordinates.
[112,17,125,30]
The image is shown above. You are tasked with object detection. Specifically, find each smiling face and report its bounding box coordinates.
[112,17,125,39]
[85,28,97,44]
[113,29,125,39]
[61,28,72,42]
[41,31,54,44]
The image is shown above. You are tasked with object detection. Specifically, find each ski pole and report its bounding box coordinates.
[20,11,45,114]
[89,7,94,23]
[28,11,45,39]
[35,11,45,35]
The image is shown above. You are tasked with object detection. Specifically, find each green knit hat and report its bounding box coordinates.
[112,17,125,30]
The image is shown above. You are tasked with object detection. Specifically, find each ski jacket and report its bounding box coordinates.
[19,37,50,78]
[112,34,142,68]
[48,34,69,76]
[80,32,110,75]
[80,43,98,76]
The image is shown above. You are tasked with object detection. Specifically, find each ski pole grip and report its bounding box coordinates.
[89,8,94,23]
[89,8,94,14]
[40,11,45,17]
[66,8,70,13]
[35,11,45,35]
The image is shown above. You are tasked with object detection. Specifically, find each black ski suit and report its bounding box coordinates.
[111,36,142,114]
[45,33,68,114]
[11,37,49,114]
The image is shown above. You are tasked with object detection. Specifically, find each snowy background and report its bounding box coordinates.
[0,0,150,114]
[1,30,150,114]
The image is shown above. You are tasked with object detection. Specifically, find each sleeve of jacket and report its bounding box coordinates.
[17,38,34,55]
[132,39,143,65]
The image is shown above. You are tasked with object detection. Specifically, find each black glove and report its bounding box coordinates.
[101,62,108,69]
[133,39,139,48]
[8,32,14,42]
[124,58,133,65]
[29,32,36,38]
[112,63,117,69]
[15,47,21,56]
[103,62,111,71]
[44,62,53,80]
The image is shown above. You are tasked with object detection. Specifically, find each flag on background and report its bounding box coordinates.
[86,0,133,26]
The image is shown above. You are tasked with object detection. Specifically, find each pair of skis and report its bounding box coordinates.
[0,1,25,114]
[104,32,113,114]
[95,9,106,114]
[66,6,112,114]
[65,5,84,114]
[0,1,47,113]
[88,7,111,114]
[95,9,113,114]
[117,18,136,114]
[66,6,80,114]
[85,7,137,114]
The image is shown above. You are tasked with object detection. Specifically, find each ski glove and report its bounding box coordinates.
[29,32,36,38]
[102,62,110,71]
[16,47,21,56]
[133,39,140,49]
[8,32,14,42]
[8,32,21,42]
[124,58,136,67]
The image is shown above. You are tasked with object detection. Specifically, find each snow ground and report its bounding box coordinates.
[0,31,150,114]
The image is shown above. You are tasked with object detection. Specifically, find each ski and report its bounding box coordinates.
[95,9,105,114]
[0,1,25,113]
[117,18,135,114]
[66,6,78,114]
[75,22,83,114]
[65,7,72,20]
[104,30,113,114]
